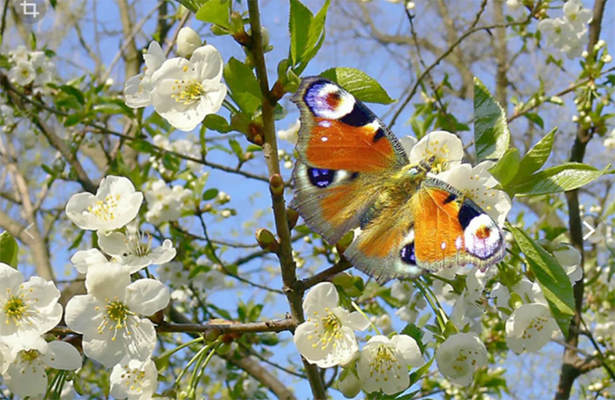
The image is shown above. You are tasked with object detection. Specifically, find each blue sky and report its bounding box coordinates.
[2,0,615,398]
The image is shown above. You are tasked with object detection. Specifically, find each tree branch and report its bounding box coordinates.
[556,0,609,398]
[247,1,327,397]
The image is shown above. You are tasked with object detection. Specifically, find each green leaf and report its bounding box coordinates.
[195,0,231,30]
[473,77,511,162]
[510,163,610,196]
[524,112,544,129]
[509,226,575,336]
[320,67,395,104]
[223,58,262,115]
[294,0,330,75]
[0,231,19,268]
[202,188,219,201]
[490,148,520,187]
[289,0,314,67]
[59,85,85,105]
[511,129,556,185]
[204,114,231,133]
[228,138,243,160]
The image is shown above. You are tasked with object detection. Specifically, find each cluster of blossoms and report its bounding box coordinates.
[293,131,579,395]
[294,282,424,395]
[7,45,56,89]
[0,263,81,397]
[65,175,175,398]
[537,0,592,59]
[124,27,227,132]
[151,134,202,173]
[144,178,195,224]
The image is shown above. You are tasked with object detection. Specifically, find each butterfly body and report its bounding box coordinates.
[290,77,506,284]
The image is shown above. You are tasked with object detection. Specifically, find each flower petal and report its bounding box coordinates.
[41,341,82,370]
[86,263,131,302]
[126,279,170,316]
[65,295,105,336]
[303,282,339,316]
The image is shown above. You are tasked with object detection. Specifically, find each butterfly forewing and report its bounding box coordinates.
[290,77,409,244]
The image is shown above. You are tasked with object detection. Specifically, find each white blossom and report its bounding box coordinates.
[357,334,424,395]
[439,162,512,226]
[65,264,170,367]
[277,119,300,145]
[110,357,158,400]
[2,334,81,398]
[66,175,143,232]
[435,332,487,385]
[144,180,194,224]
[506,303,558,354]
[563,0,593,31]
[0,263,62,338]
[506,0,521,11]
[8,60,35,86]
[9,45,29,62]
[124,41,166,108]
[98,226,176,272]
[407,130,464,174]
[30,51,55,87]
[150,45,227,132]
[157,261,189,288]
[294,282,369,368]
[553,244,583,284]
[71,248,110,275]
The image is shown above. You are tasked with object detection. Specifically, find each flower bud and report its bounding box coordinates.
[256,228,279,253]
[338,369,361,398]
[594,40,606,51]
[177,27,202,58]
[269,174,285,198]
[602,54,612,63]
[286,207,299,229]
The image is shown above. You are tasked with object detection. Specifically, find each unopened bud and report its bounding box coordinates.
[216,342,232,355]
[286,207,299,229]
[256,228,279,253]
[204,327,221,342]
[269,174,285,198]
[602,54,612,63]
[246,123,264,146]
[594,40,606,51]
[177,27,202,58]
[338,369,361,398]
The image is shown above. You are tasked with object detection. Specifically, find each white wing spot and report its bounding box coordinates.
[455,236,463,250]
[318,120,332,128]
[321,136,329,142]
[441,242,447,250]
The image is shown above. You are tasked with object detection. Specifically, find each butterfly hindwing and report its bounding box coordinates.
[290,162,378,244]
[348,177,505,284]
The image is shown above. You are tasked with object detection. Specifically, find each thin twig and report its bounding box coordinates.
[388,3,532,129]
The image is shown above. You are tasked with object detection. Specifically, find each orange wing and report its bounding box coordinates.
[346,178,506,284]
[290,77,408,244]
[291,77,407,172]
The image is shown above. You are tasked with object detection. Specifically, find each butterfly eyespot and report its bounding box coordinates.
[307,168,336,188]
[464,215,501,259]
[400,242,416,265]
